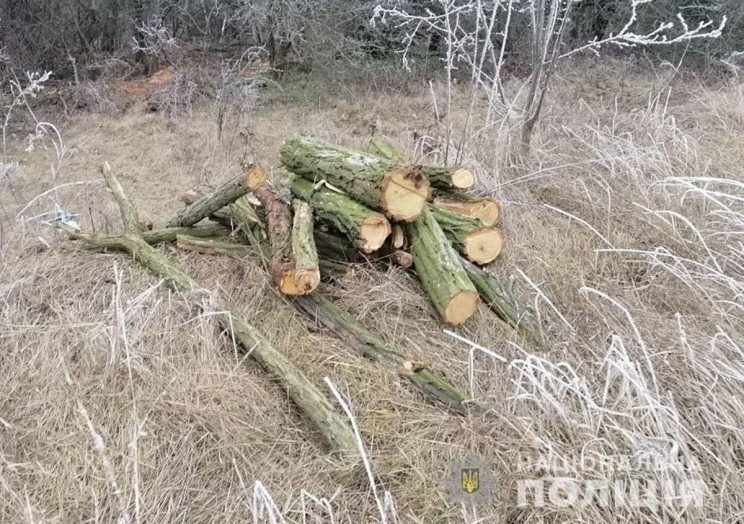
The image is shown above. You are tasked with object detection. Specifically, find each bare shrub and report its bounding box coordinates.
[149,72,199,117]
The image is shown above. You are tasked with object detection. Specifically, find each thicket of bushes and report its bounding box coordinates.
[1,0,742,84]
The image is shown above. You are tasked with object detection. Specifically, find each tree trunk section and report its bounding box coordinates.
[280,137,430,222]
[287,172,391,253]
[430,205,504,264]
[291,200,321,294]
[405,207,480,325]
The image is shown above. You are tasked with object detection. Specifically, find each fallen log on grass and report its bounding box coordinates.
[281,137,430,222]
[60,163,358,458]
[405,207,480,326]
[429,205,504,265]
[166,166,266,227]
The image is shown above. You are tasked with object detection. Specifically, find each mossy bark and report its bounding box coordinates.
[280,137,429,221]
[291,200,321,294]
[166,172,252,228]
[287,173,391,253]
[405,207,480,325]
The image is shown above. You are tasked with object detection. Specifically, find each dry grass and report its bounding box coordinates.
[1,58,743,522]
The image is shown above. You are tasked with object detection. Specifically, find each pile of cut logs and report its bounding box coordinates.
[173,137,512,326]
[57,138,543,447]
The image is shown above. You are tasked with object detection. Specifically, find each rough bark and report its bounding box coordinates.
[280,137,430,222]
[249,180,297,295]
[362,137,403,162]
[294,292,472,414]
[166,167,265,227]
[433,195,500,227]
[291,200,321,294]
[405,207,480,325]
[287,172,391,253]
[461,258,546,348]
[429,205,504,265]
[62,165,358,458]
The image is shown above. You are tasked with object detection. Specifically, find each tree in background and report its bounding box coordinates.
[372,0,727,159]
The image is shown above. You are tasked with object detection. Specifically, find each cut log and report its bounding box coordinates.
[461,258,545,348]
[362,137,403,162]
[61,164,358,458]
[369,241,414,269]
[280,137,430,222]
[294,292,472,414]
[287,173,391,253]
[405,207,480,325]
[433,195,500,227]
[291,200,321,294]
[313,229,363,263]
[430,205,504,265]
[421,166,475,190]
[166,166,265,227]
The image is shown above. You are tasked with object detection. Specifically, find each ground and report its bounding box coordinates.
[1,59,743,522]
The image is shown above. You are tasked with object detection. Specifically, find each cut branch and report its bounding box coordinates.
[166,166,265,227]
[461,258,546,348]
[433,194,500,227]
[291,199,321,294]
[286,172,391,253]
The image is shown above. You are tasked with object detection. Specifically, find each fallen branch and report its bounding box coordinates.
[295,292,472,414]
[460,258,546,348]
[61,164,359,458]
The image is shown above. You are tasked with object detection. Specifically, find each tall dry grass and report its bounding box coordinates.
[0,59,743,522]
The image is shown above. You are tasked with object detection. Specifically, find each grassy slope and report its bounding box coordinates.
[1,59,743,522]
